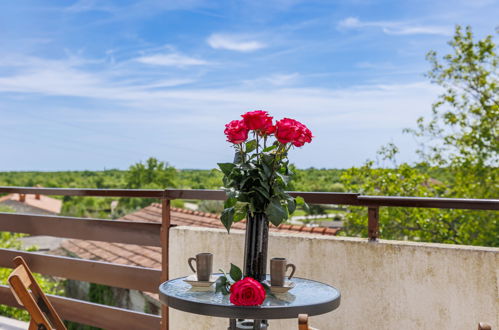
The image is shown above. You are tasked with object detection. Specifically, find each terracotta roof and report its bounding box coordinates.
[61,204,339,273]
[121,203,340,236]
[0,193,62,214]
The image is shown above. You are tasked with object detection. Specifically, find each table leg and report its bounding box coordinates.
[228,319,268,329]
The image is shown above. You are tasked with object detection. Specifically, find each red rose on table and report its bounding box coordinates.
[230,277,266,306]
[224,120,249,144]
[275,118,313,146]
[241,110,274,133]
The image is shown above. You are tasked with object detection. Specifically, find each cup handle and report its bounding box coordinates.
[188,257,197,273]
[286,263,296,280]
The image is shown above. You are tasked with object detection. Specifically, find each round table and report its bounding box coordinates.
[159,275,341,329]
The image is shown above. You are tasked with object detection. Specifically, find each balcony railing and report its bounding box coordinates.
[0,186,497,329]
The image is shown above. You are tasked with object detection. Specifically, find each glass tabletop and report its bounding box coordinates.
[159,274,341,320]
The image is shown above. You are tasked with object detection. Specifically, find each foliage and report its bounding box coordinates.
[120,157,177,211]
[342,26,499,247]
[219,138,302,231]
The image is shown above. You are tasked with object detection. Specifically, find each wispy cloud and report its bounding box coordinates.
[338,17,452,36]
[207,34,266,52]
[0,51,441,169]
[135,53,209,67]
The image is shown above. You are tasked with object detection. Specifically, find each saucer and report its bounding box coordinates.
[266,280,296,294]
[183,274,219,287]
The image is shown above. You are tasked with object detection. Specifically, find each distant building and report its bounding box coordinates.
[0,193,62,215]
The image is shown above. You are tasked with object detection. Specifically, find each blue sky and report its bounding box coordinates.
[0,0,498,171]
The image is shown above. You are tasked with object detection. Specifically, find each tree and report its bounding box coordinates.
[126,157,177,189]
[122,157,178,210]
[342,26,498,246]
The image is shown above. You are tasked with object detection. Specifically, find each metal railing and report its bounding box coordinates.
[0,186,497,329]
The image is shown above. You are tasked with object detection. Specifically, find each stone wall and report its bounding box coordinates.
[168,226,498,330]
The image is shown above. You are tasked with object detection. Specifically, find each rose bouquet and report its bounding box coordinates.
[218,110,313,232]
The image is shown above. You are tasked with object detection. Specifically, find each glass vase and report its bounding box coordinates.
[243,212,269,282]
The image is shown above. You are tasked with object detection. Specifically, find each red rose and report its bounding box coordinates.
[275,118,313,146]
[241,110,274,133]
[230,277,266,306]
[292,124,313,147]
[224,120,249,144]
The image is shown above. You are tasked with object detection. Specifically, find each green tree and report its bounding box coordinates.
[342,26,498,246]
[122,157,178,210]
[126,158,177,190]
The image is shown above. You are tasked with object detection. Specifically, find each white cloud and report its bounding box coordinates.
[0,54,442,169]
[0,54,439,128]
[338,17,362,29]
[382,26,451,36]
[135,53,208,67]
[207,34,266,52]
[338,17,452,36]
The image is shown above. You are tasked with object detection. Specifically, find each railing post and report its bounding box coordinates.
[368,207,379,242]
[160,194,171,330]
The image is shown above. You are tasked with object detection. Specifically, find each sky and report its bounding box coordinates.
[0,0,498,171]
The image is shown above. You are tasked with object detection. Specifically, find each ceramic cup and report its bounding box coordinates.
[188,253,213,281]
[270,257,296,287]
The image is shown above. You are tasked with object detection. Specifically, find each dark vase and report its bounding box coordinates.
[243,212,269,282]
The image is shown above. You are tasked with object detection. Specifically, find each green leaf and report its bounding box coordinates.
[254,186,270,199]
[263,145,277,152]
[262,163,272,178]
[287,198,296,214]
[245,140,257,153]
[295,196,310,213]
[218,163,235,176]
[262,153,274,166]
[221,207,234,232]
[295,196,305,205]
[234,203,248,222]
[215,276,227,293]
[224,197,237,208]
[238,192,250,203]
[229,263,243,282]
[276,172,290,186]
[266,198,287,226]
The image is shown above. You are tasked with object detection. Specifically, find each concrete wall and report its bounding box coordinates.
[169,226,498,330]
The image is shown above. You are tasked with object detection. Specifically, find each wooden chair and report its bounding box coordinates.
[8,256,66,330]
[298,314,318,330]
[478,323,492,330]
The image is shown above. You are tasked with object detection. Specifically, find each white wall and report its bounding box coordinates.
[169,226,498,330]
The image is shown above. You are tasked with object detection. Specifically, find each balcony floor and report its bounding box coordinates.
[0,316,28,330]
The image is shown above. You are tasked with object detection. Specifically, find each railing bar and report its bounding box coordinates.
[161,194,170,330]
[0,285,161,329]
[1,186,498,209]
[0,212,162,246]
[0,249,161,292]
[0,186,163,198]
[0,186,496,210]
[357,196,499,210]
